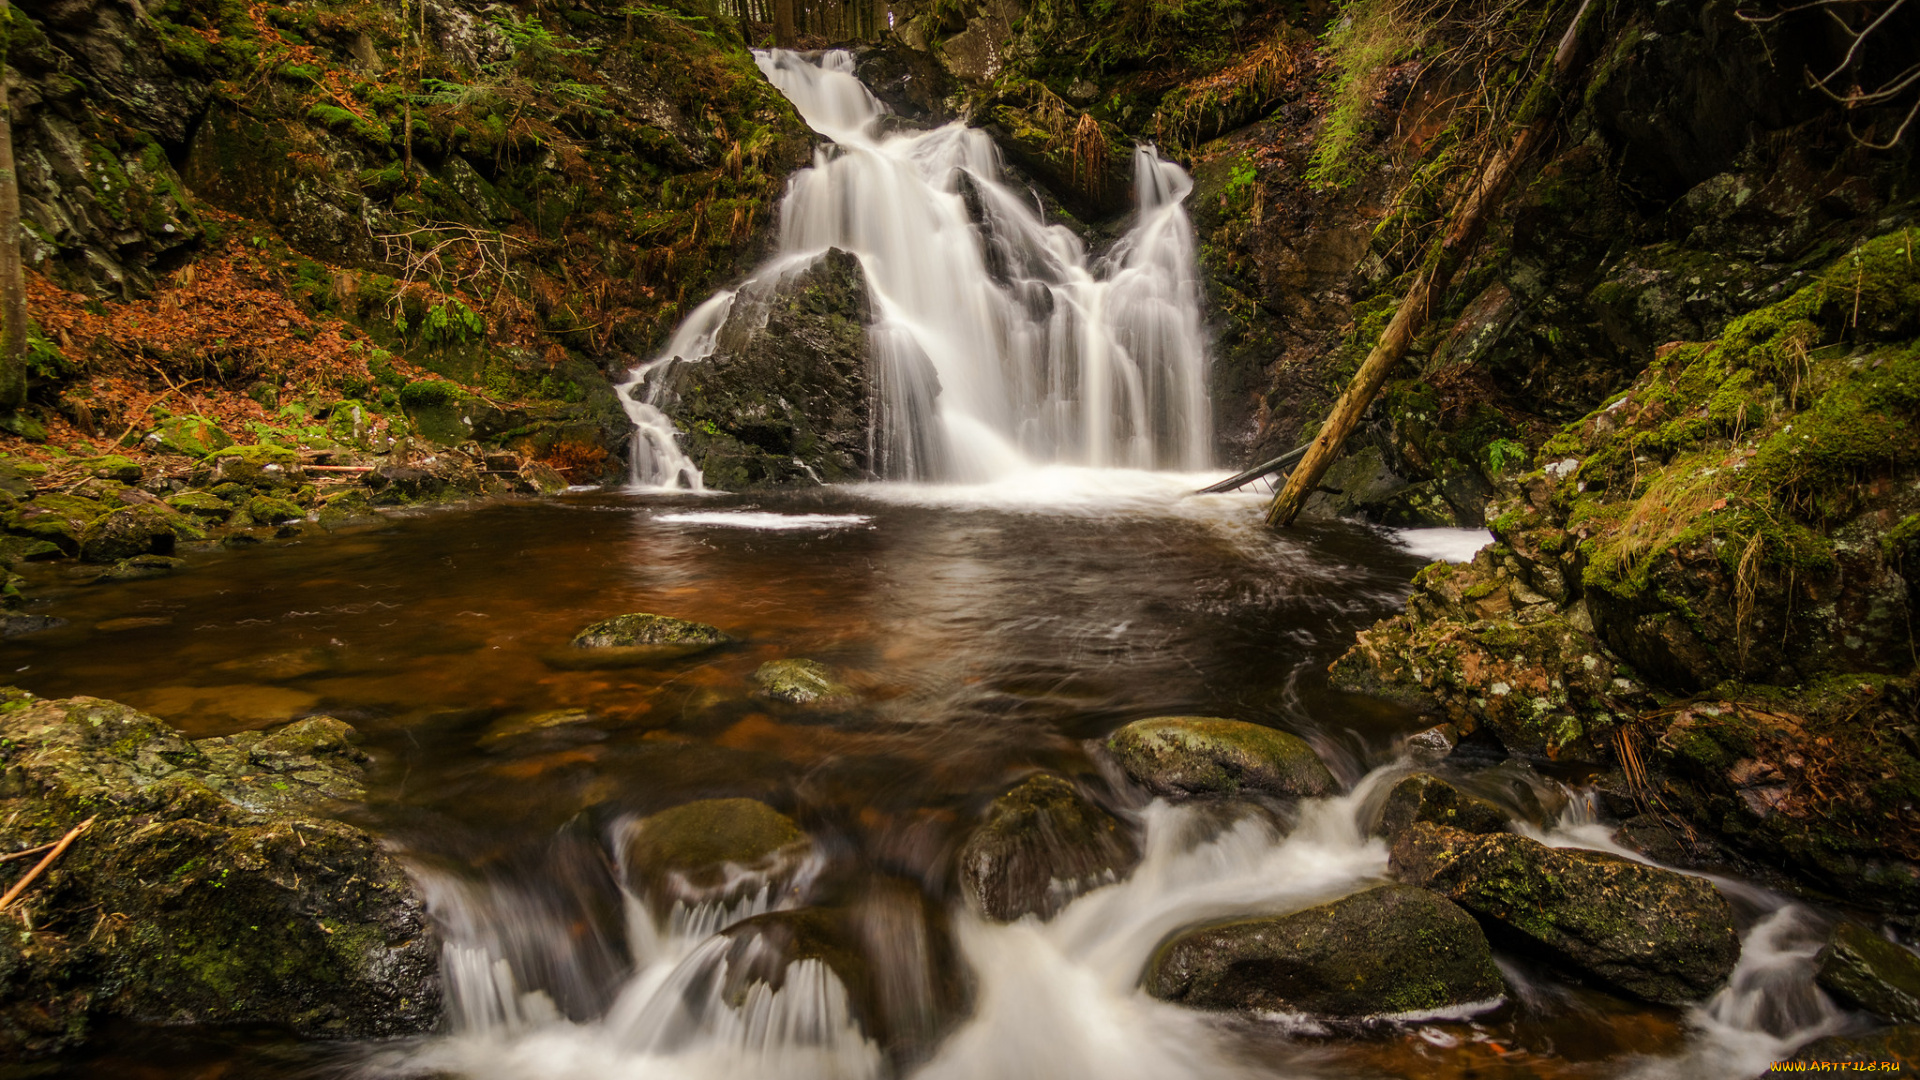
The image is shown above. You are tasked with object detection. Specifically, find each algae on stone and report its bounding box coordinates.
[1108,716,1336,800]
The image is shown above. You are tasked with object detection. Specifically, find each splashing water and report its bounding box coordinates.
[616,49,1211,489]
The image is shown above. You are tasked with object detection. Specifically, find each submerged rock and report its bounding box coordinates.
[1373,773,1509,839]
[571,612,733,650]
[957,773,1138,922]
[1107,716,1336,800]
[623,798,815,916]
[1814,921,1920,1023]
[754,658,854,706]
[1391,823,1738,1004]
[1146,884,1504,1018]
[0,693,438,1058]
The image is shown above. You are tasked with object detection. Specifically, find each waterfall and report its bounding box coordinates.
[616,48,1211,489]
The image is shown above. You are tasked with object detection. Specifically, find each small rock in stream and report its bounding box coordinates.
[1146,884,1505,1019]
[1391,822,1739,1004]
[559,612,734,668]
[623,797,816,917]
[753,658,855,706]
[1107,716,1336,800]
[957,773,1139,922]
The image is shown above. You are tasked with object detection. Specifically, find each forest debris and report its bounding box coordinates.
[0,816,97,913]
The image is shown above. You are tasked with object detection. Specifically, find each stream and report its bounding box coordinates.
[8,478,1843,1078]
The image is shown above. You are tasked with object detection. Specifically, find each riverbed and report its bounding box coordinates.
[6,471,1833,1078]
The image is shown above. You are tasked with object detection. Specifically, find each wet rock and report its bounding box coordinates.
[754,659,854,706]
[1107,716,1336,800]
[564,611,729,653]
[1405,722,1460,761]
[718,885,964,1060]
[94,553,185,582]
[0,694,438,1055]
[1815,922,1920,1023]
[663,249,873,490]
[1391,823,1738,1004]
[957,773,1139,922]
[77,504,183,563]
[1146,885,1504,1018]
[1770,1025,1920,1072]
[623,798,815,915]
[363,464,446,504]
[478,709,602,749]
[1373,773,1508,839]
[0,613,64,638]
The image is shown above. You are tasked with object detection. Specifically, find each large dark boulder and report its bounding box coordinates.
[1392,823,1738,1005]
[1815,921,1920,1024]
[660,249,874,490]
[0,692,439,1058]
[1145,885,1504,1019]
[957,774,1138,922]
[1107,716,1335,801]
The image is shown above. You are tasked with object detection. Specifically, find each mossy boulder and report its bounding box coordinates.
[753,659,854,706]
[564,613,733,667]
[206,444,303,488]
[246,494,306,524]
[96,554,185,582]
[1391,823,1738,1004]
[1146,885,1505,1018]
[82,455,143,484]
[0,694,438,1057]
[1107,716,1336,800]
[1374,773,1509,839]
[957,773,1139,922]
[141,415,233,458]
[622,798,814,915]
[398,380,478,447]
[77,504,181,563]
[165,491,232,521]
[1815,921,1920,1023]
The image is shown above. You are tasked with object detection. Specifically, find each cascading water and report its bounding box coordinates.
[615,49,1211,489]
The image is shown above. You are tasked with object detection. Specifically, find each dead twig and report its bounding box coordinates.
[0,817,97,913]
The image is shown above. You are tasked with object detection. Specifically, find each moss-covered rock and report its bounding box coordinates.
[141,415,234,458]
[0,695,438,1057]
[1392,823,1738,1004]
[77,504,181,563]
[205,445,303,489]
[1815,921,1920,1024]
[1373,773,1509,839]
[81,455,143,484]
[1146,884,1504,1018]
[956,773,1138,922]
[570,612,733,655]
[246,494,305,524]
[753,659,854,706]
[165,491,232,521]
[1107,716,1335,800]
[622,798,814,916]
[95,553,184,582]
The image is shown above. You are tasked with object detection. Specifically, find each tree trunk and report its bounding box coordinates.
[1265,0,1600,528]
[774,0,795,46]
[0,0,26,416]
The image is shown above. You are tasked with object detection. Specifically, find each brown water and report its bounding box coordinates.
[5,476,1832,1079]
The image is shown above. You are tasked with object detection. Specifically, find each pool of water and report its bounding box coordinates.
[6,471,1833,1078]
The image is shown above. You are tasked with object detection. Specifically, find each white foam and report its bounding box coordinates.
[1390,527,1493,564]
[850,466,1261,517]
[654,512,874,531]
